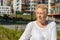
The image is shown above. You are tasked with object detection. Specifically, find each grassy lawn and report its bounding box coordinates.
[0,26,24,40]
[57,30,60,38]
[0,25,60,40]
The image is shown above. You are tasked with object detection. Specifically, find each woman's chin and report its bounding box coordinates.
[37,20,42,22]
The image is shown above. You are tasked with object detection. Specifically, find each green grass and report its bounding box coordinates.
[0,26,24,40]
[0,26,60,40]
[57,30,60,38]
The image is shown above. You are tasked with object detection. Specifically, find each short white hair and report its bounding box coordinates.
[35,4,48,11]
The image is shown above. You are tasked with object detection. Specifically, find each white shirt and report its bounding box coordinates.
[19,21,57,40]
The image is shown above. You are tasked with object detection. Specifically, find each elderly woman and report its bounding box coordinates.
[19,4,57,40]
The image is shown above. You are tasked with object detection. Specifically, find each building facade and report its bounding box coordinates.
[0,0,60,15]
[13,0,22,12]
[0,0,11,16]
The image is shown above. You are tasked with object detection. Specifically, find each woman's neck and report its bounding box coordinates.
[36,20,48,26]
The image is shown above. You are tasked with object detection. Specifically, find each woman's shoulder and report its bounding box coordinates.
[48,20,56,25]
[51,21,56,25]
[26,21,36,26]
[48,20,56,28]
[27,21,35,25]
[25,21,35,29]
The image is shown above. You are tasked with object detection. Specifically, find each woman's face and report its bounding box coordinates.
[35,8,48,22]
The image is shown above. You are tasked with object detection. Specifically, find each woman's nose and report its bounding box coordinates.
[40,15,44,17]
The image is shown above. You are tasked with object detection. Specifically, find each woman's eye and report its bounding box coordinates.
[36,12,39,14]
[39,12,43,14]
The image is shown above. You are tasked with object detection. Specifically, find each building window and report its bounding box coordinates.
[56,0,60,3]
[17,0,19,2]
[1,0,3,6]
[56,6,60,14]
[17,3,19,6]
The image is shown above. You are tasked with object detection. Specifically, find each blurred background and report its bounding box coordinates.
[0,0,60,40]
